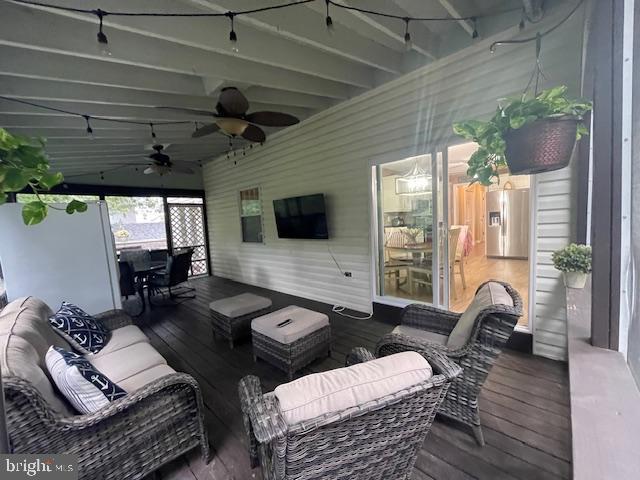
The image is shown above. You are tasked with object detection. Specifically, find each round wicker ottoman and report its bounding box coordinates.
[209,293,272,349]
[251,306,332,380]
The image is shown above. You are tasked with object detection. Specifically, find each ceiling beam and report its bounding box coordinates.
[13,0,378,88]
[186,0,402,74]
[0,74,323,113]
[306,0,439,60]
[1,2,357,99]
[436,0,475,36]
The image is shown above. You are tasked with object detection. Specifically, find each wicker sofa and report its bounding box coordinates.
[0,296,210,479]
[239,347,461,480]
[376,280,523,445]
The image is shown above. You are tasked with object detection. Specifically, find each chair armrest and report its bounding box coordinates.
[94,309,133,331]
[401,304,461,336]
[238,375,288,468]
[345,347,376,366]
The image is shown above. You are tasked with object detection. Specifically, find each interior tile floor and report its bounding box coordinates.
[132,275,568,480]
[384,242,530,327]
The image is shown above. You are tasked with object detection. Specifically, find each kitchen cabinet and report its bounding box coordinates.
[382,176,413,213]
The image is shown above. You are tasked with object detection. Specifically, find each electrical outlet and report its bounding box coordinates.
[344,271,352,278]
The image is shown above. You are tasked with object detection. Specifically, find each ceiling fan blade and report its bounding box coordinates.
[170,165,195,175]
[155,106,216,117]
[242,124,266,143]
[192,123,220,138]
[143,166,156,175]
[218,87,249,115]
[245,111,299,127]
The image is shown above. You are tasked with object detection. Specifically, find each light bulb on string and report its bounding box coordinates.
[403,18,412,51]
[471,17,479,39]
[519,9,526,30]
[227,12,239,53]
[83,115,95,140]
[95,9,112,57]
[325,0,334,34]
[149,122,157,144]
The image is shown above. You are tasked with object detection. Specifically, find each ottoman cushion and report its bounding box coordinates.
[209,293,272,318]
[252,306,329,344]
[274,351,432,425]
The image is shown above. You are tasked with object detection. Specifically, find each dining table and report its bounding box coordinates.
[132,260,167,314]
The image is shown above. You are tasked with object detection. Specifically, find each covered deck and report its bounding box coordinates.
[133,276,571,480]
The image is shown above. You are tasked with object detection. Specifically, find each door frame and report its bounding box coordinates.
[369,142,536,334]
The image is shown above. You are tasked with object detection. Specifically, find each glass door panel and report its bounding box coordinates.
[377,154,438,304]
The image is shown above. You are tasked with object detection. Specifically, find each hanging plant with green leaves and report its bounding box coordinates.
[0,128,87,225]
[452,85,592,186]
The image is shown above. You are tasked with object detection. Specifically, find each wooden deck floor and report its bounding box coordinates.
[131,276,571,480]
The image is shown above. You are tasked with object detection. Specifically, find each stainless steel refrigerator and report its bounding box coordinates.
[486,189,529,259]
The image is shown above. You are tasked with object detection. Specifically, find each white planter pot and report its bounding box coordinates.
[563,271,588,289]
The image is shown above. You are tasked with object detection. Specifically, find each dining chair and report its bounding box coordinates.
[118,261,143,316]
[148,249,196,304]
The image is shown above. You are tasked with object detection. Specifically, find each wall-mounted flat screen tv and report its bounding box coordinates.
[273,193,329,239]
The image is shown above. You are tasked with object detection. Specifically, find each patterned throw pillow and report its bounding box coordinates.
[49,302,109,354]
[45,346,127,414]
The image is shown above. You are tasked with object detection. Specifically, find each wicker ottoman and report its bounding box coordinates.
[251,306,331,380]
[210,293,272,349]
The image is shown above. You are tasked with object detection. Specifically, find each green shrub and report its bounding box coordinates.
[552,243,591,273]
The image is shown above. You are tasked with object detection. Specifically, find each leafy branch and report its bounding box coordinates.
[452,85,592,186]
[0,128,87,225]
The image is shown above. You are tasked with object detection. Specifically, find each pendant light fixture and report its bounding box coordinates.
[395,159,431,196]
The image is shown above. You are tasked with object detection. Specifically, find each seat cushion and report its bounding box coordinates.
[46,346,127,414]
[447,282,514,349]
[209,293,272,318]
[0,297,73,415]
[88,342,167,384]
[49,301,110,354]
[392,325,448,345]
[92,325,150,358]
[274,351,432,425]
[252,306,329,344]
[117,364,177,393]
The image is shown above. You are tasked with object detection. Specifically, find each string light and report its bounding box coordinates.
[325,0,334,33]
[149,122,157,141]
[227,12,239,52]
[94,9,112,57]
[403,17,412,51]
[83,115,94,138]
[519,9,526,30]
[471,17,478,39]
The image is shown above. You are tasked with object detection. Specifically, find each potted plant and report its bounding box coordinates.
[552,243,591,289]
[0,128,86,225]
[452,85,592,185]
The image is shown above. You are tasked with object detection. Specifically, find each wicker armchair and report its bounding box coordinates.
[2,307,210,480]
[376,280,523,446]
[239,347,461,480]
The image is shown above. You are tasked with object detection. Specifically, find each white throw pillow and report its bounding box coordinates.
[274,351,432,425]
[45,346,127,414]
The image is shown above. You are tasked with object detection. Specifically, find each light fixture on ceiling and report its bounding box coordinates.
[325,0,334,33]
[95,9,112,57]
[83,115,95,139]
[403,18,412,51]
[216,117,249,136]
[227,12,239,52]
[395,160,432,196]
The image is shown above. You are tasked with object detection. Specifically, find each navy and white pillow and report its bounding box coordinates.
[45,346,127,414]
[49,302,109,354]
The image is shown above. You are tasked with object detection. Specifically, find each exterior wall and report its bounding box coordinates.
[204,10,585,359]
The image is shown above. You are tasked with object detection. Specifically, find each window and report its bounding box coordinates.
[104,196,167,252]
[16,193,100,204]
[240,187,263,243]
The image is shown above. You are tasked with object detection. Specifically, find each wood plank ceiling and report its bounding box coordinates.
[0,0,520,182]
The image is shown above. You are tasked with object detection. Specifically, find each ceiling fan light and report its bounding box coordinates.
[216,117,249,136]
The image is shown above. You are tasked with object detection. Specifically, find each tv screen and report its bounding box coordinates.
[273,194,329,239]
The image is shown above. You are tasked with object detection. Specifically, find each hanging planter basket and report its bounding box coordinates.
[504,116,579,175]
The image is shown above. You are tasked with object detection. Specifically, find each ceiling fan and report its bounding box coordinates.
[143,145,194,176]
[156,87,299,142]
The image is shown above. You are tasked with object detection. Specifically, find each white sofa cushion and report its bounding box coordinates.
[209,293,272,318]
[46,346,127,414]
[117,364,177,393]
[88,342,167,384]
[392,325,448,345]
[92,325,150,358]
[252,306,329,344]
[274,351,432,425]
[447,281,513,349]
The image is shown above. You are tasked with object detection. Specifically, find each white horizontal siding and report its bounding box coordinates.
[204,9,584,357]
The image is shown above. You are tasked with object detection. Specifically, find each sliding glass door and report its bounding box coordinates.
[374,151,446,306]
